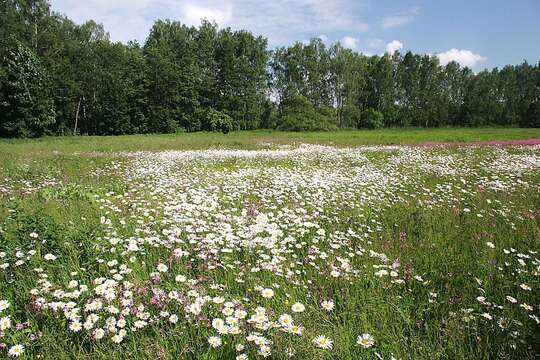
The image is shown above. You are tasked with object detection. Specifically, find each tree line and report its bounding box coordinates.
[1,0,539,138]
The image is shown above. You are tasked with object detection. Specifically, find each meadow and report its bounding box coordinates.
[0,129,539,359]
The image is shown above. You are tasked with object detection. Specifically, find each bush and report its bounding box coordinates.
[277,96,337,132]
[362,108,384,129]
[342,103,362,128]
[524,101,540,127]
[148,107,180,133]
[204,108,234,134]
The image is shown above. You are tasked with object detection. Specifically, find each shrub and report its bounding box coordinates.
[342,103,362,128]
[524,101,540,127]
[362,108,384,129]
[277,96,337,132]
[204,108,234,134]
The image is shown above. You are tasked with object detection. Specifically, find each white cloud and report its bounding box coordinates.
[436,48,487,68]
[385,40,403,54]
[50,0,370,46]
[181,4,233,27]
[342,36,359,50]
[381,7,419,29]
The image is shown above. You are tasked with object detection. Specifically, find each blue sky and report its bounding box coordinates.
[50,0,540,70]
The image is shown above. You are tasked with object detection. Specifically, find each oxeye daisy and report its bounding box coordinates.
[117,318,126,328]
[278,314,293,327]
[208,336,222,348]
[156,263,168,273]
[519,283,531,291]
[134,320,147,329]
[213,296,225,304]
[0,300,10,312]
[289,325,304,335]
[313,335,333,349]
[212,318,225,330]
[44,253,57,261]
[0,316,11,330]
[234,309,247,319]
[69,321,82,332]
[321,300,334,311]
[357,333,375,348]
[481,313,492,320]
[291,302,305,313]
[222,307,234,316]
[93,328,105,340]
[169,314,179,323]
[8,344,24,357]
[111,334,124,343]
[257,344,271,357]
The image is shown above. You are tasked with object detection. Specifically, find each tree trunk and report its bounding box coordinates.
[73,97,81,135]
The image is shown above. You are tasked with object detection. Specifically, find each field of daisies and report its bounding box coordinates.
[0,140,539,359]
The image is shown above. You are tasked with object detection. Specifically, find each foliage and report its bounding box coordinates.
[361,108,384,129]
[204,108,234,133]
[0,42,55,138]
[278,96,337,131]
[0,0,539,138]
[525,101,540,127]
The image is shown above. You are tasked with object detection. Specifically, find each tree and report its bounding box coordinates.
[440,61,472,126]
[144,20,201,132]
[0,0,52,53]
[365,54,395,126]
[194,20,219,112]
[525,62,540,127]
[329,44,368,128]
[214,28,269,130]
[1,0,539,138]
[462,69,503,126]
[525,101,540,127]
[0,43,55,137]
[85,41,148,135]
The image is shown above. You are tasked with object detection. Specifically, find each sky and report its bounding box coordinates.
[49,0,540,70]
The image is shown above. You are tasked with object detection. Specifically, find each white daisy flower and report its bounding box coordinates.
[357,333,375,348]
[321,300,334,311]
[291,302,305,313]
[313,335,333,349]
[8,344,24,357]
[208,336,222,348]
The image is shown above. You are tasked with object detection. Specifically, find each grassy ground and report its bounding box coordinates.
[0,130,539,359]
[1,128,540,156]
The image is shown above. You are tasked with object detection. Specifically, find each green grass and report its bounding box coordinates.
[1,128,539,156]
[0,131,538,359]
